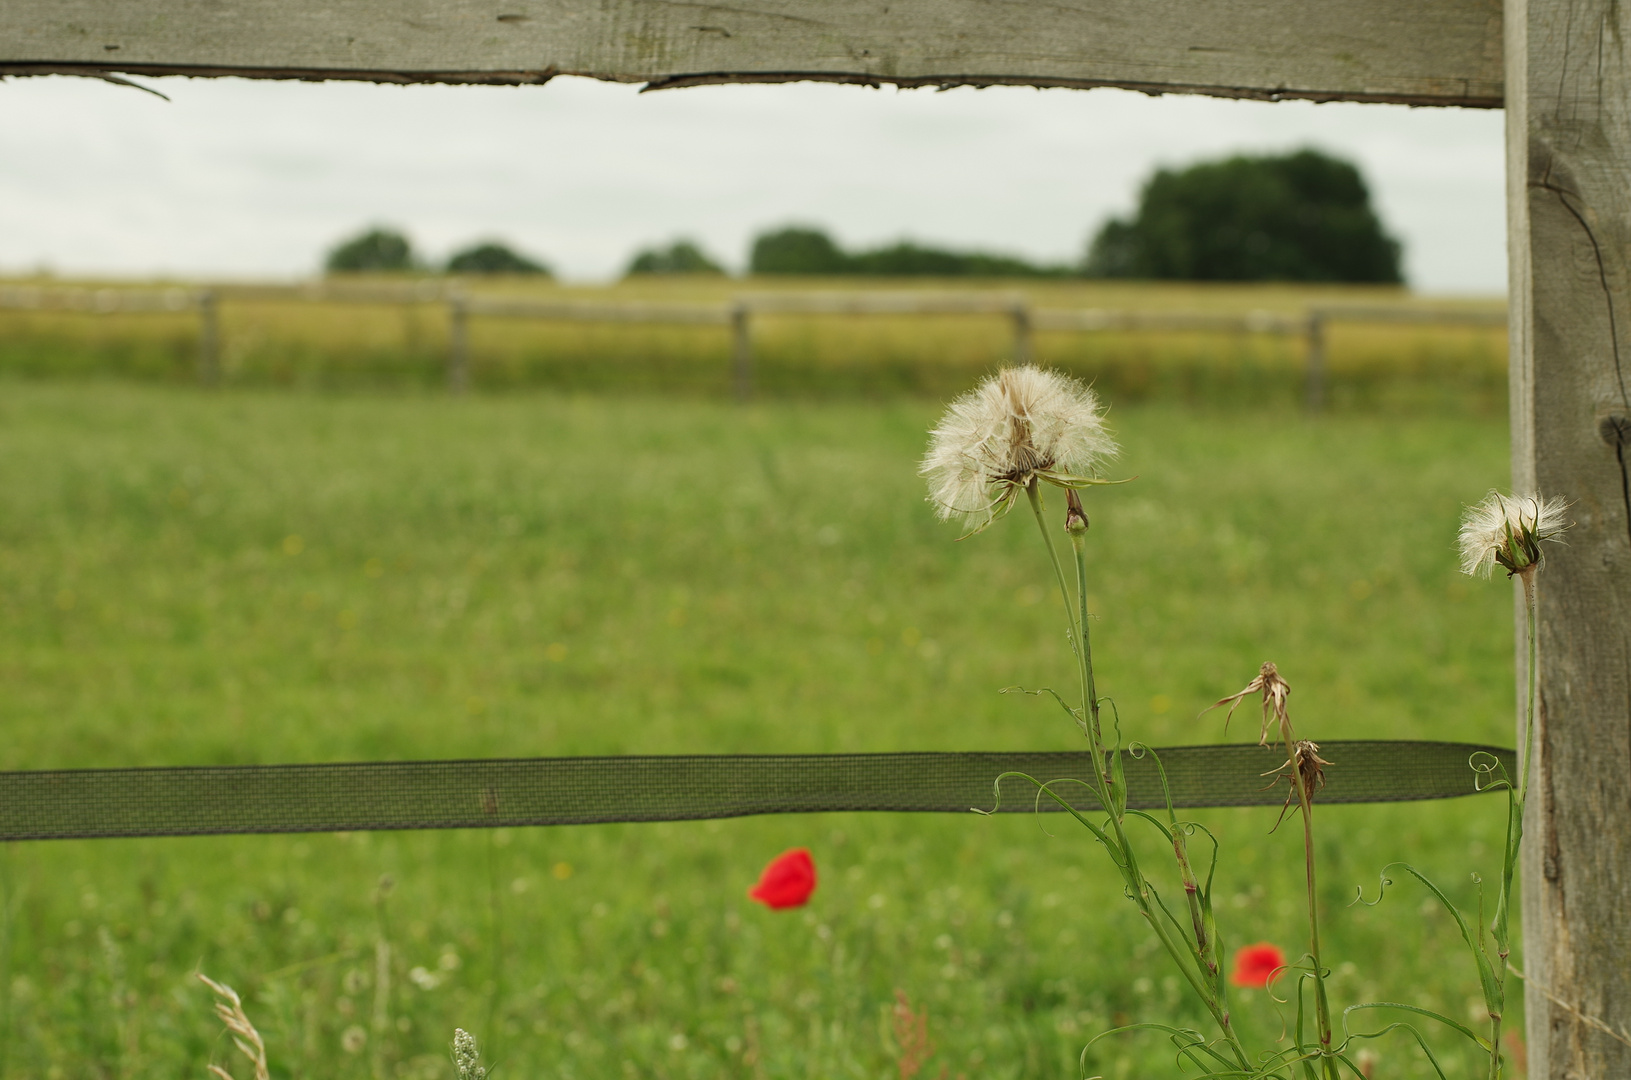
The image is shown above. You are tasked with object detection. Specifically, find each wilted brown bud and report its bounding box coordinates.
[1065,489,1089,535]
[1264,739,1332,829]
[1292,739,1330,796]
[1207,661,1293,747]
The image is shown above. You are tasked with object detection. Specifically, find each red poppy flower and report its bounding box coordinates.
[1230,942,1288,988]
[748,848,817,910]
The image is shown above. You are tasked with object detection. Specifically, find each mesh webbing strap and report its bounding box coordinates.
[0,741,1510,841]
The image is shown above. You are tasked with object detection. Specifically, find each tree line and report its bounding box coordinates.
[328,149,1402,284]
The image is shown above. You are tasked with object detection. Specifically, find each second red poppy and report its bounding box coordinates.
[1230,942,1288,988]
[748,848,817,910]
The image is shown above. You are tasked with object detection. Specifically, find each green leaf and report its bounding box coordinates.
[1380,863,1504,1016]
[1343,1002,1487,1049]
[1338,1021,1456,1080]
[1109,746,1129,820]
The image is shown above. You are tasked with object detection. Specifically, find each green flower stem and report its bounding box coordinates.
[1070,536,1106,755]
[1487,571,1539,1080]
[1025,481,1249,1070]
[1516,569,1540,809]
[1025,484,1087,702]
[1281,729,1339,1080]
[1170,824,1222,995]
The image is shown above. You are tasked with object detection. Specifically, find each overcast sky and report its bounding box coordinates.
[0,74,1506,292]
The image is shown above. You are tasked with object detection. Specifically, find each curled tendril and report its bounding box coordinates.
[1351,867,1399,908]
[1126,740,1181,822]
[1343,1003,1484,1061]
[1124,809,1175,843]
[1339,1022,1454,1080]
[1000,685,1086,729]
[976,771,1121,860]
[1468,751,1511,793]
[1103,697,1125,748]
[1029,776,1100,839]
[1082,1022,1234,1078]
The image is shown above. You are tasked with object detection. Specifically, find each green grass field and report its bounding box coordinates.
[0,277,1506,410]
[0,381,1519,1079]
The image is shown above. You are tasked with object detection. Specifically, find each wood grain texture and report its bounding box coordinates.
[1,0,1503,105]
[1507,0,1631,1073]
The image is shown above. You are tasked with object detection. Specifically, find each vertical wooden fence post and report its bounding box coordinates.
[196,289,220,387]
[731,302,752,402]
[447,294,469,395]
[1507,0,1631,1074]
[1302,311,1326,412]
[1010,303,1034,365]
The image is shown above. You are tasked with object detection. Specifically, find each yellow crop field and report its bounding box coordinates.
[0,275,1506,409]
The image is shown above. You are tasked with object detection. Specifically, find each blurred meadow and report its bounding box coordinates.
[0,364,1521,1078]
[0,276,1506,411]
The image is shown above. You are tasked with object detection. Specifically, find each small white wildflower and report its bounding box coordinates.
[452,1028,487,1080]
[920,366,1118,534]
[1458,491,1571,578]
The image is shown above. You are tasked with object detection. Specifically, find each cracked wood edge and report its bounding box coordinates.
[1507,0,1631,1074]
[2,0,1503,106]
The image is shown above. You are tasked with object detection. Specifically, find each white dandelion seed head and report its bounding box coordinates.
[920,366,1117,533]
[1457,490,1571,578]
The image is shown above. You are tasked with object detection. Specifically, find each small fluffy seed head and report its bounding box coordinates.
[920,366,1117,534]
[1458,491,1571,578]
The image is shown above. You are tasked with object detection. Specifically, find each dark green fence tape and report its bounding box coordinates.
[0,740,1513,841]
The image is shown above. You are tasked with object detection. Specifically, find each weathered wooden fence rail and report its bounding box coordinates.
[0,283,1505,405]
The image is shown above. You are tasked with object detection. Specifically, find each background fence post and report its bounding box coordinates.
[1302,311,1326,412]
[1010,303,1034,365]
[447,294,469,395]
[731,302,752,401]
[196,289,220,387]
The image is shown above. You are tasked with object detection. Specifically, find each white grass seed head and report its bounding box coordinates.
[453,1028,487,1080]
[1457,491,1571,579]
[920,366,1117,535]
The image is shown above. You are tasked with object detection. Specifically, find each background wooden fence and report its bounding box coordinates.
[0,282,1506,407]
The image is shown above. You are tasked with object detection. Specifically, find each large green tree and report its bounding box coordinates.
[847,241,1065,277]
[749,226,851,274]
[1084,149,1403,283]
[625,239,726,276]
[749,226,1066,277]
[325,227,417,273]
[446,241,551,275]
